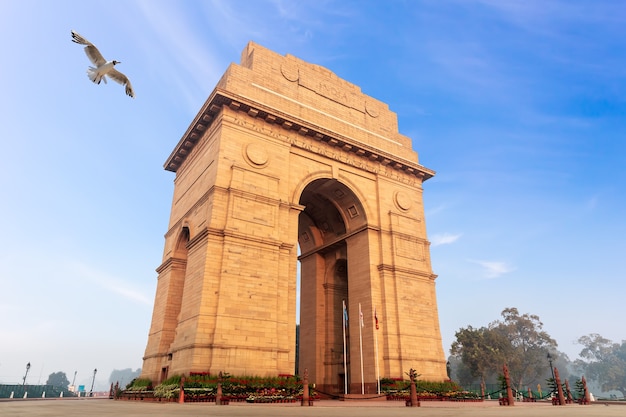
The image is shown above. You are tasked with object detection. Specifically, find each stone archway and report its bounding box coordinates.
[141,41,447,390]
[298,178,368,394]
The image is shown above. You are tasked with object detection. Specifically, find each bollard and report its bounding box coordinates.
[178,376,185,404]
[301,369,310,406]
[554,367,566,405]
[408,368,420,407]
[216,382,223,405]
[502,364,514,406]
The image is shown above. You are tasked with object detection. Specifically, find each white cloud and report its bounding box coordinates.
[431,233,462,246]
[68,261,152,306]
[134,0,224,110]
[468,259,515,279]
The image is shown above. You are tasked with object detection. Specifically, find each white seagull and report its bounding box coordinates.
[71,30,135,98]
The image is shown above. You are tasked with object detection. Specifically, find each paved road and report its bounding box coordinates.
[1,398,624,417]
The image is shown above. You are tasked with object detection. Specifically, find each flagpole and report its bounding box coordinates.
[359,302,364,395]
[342,300,348,395]
[374,307,380,394]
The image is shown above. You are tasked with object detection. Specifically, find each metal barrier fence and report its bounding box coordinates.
[460,384,547,400]
[0,384,76,399]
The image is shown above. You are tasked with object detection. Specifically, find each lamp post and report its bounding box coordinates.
[547,353,556,394]
[22,362,31,386]
[89,368,97,397]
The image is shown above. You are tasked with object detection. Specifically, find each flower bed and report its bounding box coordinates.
[382,378,482,402]
[122,373,307,404]
[121,373,475,404]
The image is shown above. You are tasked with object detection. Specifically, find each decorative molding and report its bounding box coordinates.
[244,142,269,167]
[156,257,188,274]
[187,227,209,251]
[164,90,435,185]
[377,263,437,281]
[394,191,412,211]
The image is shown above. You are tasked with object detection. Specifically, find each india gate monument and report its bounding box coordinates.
[141,41,447,394]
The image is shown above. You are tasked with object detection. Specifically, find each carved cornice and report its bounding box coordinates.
[298,224,378,259]
[169,342,290,355]
[142,352,169,361]
[220,227,294,251]
[187,227,209,251]
[155,257,188,274]
[377,263,438,281]
[323,281,348,289]
[164,89,435,182]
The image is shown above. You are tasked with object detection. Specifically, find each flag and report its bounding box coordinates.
[374,307,379,330]
[343,300,348,327]
[359,303,364,328]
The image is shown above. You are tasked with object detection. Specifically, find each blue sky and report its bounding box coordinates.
[1,1,624,389]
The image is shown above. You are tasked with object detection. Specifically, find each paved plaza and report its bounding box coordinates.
[1,398,625,417]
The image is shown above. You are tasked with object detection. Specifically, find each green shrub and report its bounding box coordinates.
[126,378,153,391]
[154,384,179,399]
[161,375,182,385]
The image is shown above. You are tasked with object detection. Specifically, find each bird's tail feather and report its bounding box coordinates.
[87,67,106,84]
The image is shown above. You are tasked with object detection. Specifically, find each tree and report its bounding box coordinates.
[46,371,70,389]
[450,308,558,390]
[492,308,557,390]
[109,368,142,388]
[450,325,511,386]
[576,334,626,396]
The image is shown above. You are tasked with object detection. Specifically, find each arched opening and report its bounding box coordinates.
[159,226,189,382]
[297,178,367,394]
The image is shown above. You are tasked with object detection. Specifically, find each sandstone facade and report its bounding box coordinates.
[141,42,447,394]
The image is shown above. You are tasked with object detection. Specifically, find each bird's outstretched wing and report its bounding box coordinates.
[108,68,135,98]
[71,30,106,67]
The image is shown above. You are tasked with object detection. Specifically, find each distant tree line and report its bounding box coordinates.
[46,371,70,388]
[449,307,625,398]
[44,368,141,391]
[575,334,626,396]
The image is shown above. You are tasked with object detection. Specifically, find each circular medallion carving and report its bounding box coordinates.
[365,100,379,118]
[245,143,269,167]
[280,62,299,82]
[394,191,412,211]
